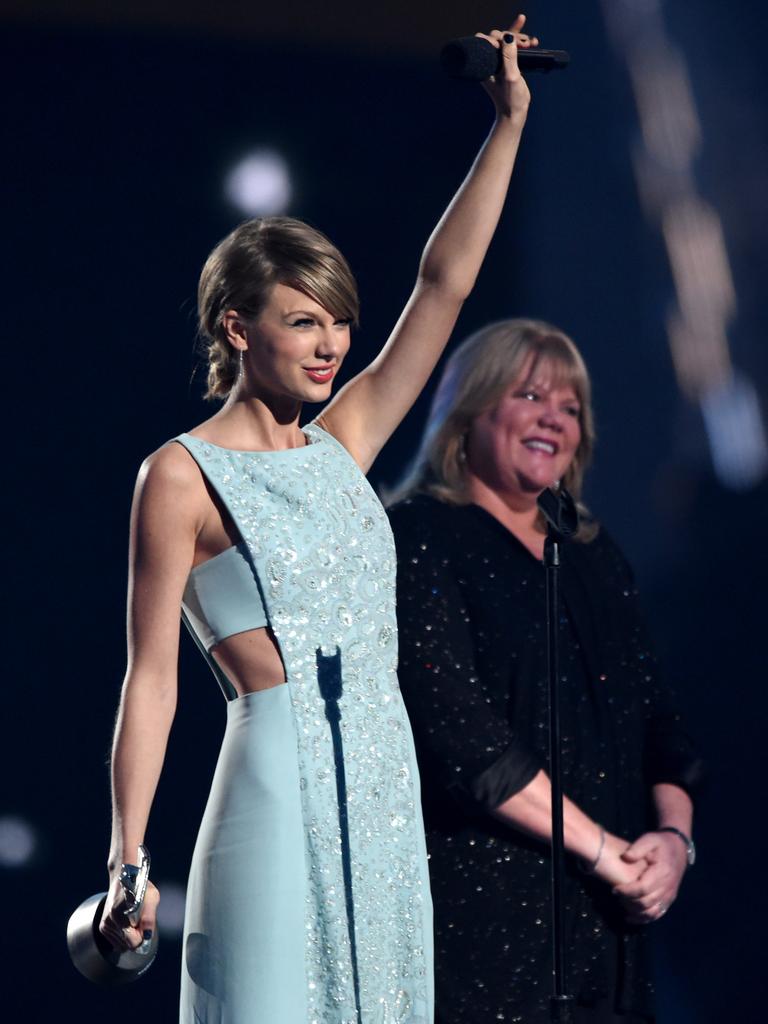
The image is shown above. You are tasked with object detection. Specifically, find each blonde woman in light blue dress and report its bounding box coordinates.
[98,18,536,1023]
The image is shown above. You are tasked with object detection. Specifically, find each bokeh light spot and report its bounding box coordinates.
[156,880,187,937]
[0,816,37,867]
[224,150,293,216]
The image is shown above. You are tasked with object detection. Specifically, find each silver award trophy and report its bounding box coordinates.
[67,844,159,985]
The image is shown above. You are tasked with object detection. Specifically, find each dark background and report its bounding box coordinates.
[3,1,766,1019]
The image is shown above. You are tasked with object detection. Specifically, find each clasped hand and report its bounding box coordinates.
[611,830,689,924]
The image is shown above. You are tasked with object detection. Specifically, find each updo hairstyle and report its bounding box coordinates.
[197,216,360,400]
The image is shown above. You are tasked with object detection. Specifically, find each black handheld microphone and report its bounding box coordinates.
[441,37,570,80]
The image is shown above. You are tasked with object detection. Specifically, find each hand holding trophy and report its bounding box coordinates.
[67,845,159,985]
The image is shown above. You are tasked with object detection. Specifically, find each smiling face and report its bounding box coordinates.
[233,282,352,404]
[199,216,359,401]
[466,355,582,504]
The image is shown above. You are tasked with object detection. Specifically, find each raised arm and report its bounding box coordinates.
[319,18,534,470]
[99,444,204,951]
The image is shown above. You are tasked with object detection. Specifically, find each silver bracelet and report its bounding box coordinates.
[119,844,151,927]
[581,825,605,874]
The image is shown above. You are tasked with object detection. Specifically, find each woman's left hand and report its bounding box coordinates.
[612,830,689,924]
[476,14,538,121]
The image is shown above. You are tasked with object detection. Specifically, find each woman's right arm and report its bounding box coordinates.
[492,771,641,887]
[99,443,205,951]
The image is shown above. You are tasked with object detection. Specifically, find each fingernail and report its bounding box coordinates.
[503,33,515,44]
[143,929,153,940]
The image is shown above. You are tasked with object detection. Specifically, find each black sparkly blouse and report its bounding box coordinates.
[389,495,701,1024]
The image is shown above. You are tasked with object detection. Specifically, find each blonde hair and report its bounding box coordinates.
[197,216,360,400]
[389,318,598,540]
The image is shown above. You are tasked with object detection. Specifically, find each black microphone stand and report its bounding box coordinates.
[536,486,579,1024]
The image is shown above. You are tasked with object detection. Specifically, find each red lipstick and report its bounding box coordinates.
[304,367,335,384]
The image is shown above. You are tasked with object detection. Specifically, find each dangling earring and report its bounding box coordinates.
[553,478,561,491]
[238,349,244,382]
[457,433,468,464]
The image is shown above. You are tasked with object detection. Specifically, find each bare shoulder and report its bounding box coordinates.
[128,443,204,617]
[133,441,208,528]
[139,440,200,485]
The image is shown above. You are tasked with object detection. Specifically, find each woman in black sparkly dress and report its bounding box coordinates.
[388,320,701,1023]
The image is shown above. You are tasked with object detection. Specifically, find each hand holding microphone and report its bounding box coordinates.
[441,15,569,82]
[463,15,538,120]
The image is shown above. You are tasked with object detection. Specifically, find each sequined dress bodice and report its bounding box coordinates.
[175,424,432,1024]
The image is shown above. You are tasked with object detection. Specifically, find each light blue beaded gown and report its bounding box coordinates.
[174,423,433,1024]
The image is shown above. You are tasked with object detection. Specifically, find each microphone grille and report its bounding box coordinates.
[440,38,498,82]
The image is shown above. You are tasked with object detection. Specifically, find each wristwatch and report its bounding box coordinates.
[659,826,696,866]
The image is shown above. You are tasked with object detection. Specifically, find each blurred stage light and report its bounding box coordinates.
[0,816,37,867]
[602,0,767,489]
[224,150,292,216]
[632,53,700,171]
[663,199,735,333]
[702,373,768,491]
[156,880,187,937]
